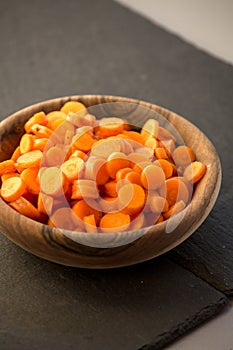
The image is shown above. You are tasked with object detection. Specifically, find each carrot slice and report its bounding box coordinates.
[20,167,40,195]
[40,167,68,196]
[49,207,81,230]
[154,159,173,179]
[24,112,48,133]
[98,117,124,138]
[61,157,84,182]
[183,161,206,183]
[91,138,122,158]
[160,177,190,206]
[149,195,169,213]
[19,134,34,154]
[1,177,26,202]
[141,164,165,190]
[69,150,87,161]
[141,119,159,139]
[1,173,20,182]
[72,199,102,225]
[71,179,99,200]
[104,180,118,198]
[84,156,109,185]
[60,101,86,115]
[107,152,129,179]
[37,192,53,215]
[133,161,152,174]
[83,214,97,233]
[43,145,68,167]
[72,129,95,153]
[124,171,142,186]
[99,212,130,233]
[16,150,43,168]
[0,159,16,176]
[155,147,168,159]
[157,126,176,142]
[47,111,66,127]
[118,183,146,216]
[116,167,132,182]
[99,196,118,213]
[123,131,146,145]
[144,137,158,150]
[31,124,53,138]
[33,138,48,151]
[128,152,149,167]
[11,146,21,162]
[172,146,196,167]
[9,196,42,220]
[163,200,186,219]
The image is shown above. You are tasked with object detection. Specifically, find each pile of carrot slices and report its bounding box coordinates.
[0,101,206,233]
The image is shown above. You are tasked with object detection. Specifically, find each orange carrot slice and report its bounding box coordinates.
[172,145,196,167]
[9,196,42,220]
[160,177,190,206]
[31,124,53,138]
[71,179,99,200]
[60,101,86,115]
[37,192,53,216]
[61,157,84,182]
[1,177,26,202]
[107,152,129,179]
[141,119,159,139]
[16,150,43,168]
[141,164,165,190]
[183,161,206,183]
[20,167,40,195]
[0,159,16,176]
[83,214,97,233]
[99,212,130,233]
[118,183,145,216]
[24,111,48,133]
[72,199,101,225]
[19,134,34,154]
[98,117,124,138]
[104,180,118,198]
[154,159,173,179]
[11,146,21,162]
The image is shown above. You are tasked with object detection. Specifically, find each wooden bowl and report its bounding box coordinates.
[0,95,221,268]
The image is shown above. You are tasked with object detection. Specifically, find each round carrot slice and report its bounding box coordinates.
[172,145,196,167]
[61,157,84,182]
[141,164,165,190]
[107,152,129,179]
[99,212,130,233]
[141,119,159,139]
[9,196,42,220]
[19,134,34,154]
[72,199,102,225]
[183,161,206,183]
[60,101,86,115]
[21,167,40,195]
[0,159,16,176]
[118,183,145,216]
[1,177,26,202]
[154,159,173,179]
[49,207,80,231]
[17,150,43,168]
[98,117,124,137]
[40,167,67,196]
[160,177,189,206]
[149,195,169,213]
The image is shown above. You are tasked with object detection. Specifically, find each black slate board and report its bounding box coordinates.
[0,0,231,348]
[0,235,227,350]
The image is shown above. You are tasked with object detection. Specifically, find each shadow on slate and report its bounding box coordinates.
[0,0,232,348]
[0,235,227,350]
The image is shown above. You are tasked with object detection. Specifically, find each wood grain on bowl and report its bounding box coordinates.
[0,95,221,268]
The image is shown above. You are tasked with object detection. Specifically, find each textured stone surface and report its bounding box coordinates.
[0,235,227,350]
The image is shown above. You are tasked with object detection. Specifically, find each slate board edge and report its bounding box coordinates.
[137,295,227,350]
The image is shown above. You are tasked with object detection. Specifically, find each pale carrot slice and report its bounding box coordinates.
[141,119,159,139]
[144,137,158,150]
[107,152,129,179]
[60,101,86,115]
[19,134,34,154]
[72,199,102,225]
[91,138,121,158]
[154,159,173,179]
[157,126,176,142]
[163,200,186,219]
[172,145,196,166]
[71,180,99,200]
[67,112,96,128]
[47,111,66,129]
[11,146,21,162]
[149,195,169,213]
[183,161,206,183]
[1,177,26,202]
[99,196,118,213]
[160,139,175,155]
[61,157,85,182]
[133,161,152,174]
[20,167,40,195]
[43,145,67,167]
[83,214,98,233]
[135,146,154,160]
[9,196,42,220]
[130,213,145,230]
[37,192,53,216]
[128,152,149,167]
[49,207,81,230]
[0,159,16,176]
[99,212,130,233]
[84,156,109,185]
[24,111,48,133]
[160,177,190,206]
[141,164,165,190]
[16,150,43,168]
[118,183,146,216]
[31,124,53,138]
[40,167,68,196]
